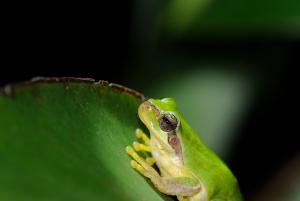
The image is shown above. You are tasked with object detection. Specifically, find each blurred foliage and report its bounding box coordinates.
[161,0,212,34]
[0,79,172,201]
[160,0,300,36]
[288,183,300,201]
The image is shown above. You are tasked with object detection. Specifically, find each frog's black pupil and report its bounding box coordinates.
[159,114,178,132]
[163,117,171,125]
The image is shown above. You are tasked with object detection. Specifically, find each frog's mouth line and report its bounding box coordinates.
[138,100,165,140]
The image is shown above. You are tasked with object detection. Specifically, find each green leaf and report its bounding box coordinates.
[0,78,171,201]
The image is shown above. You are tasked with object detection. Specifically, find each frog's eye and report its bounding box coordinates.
[158,113,178,132]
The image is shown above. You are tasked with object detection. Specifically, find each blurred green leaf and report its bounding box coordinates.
[287,182,300,201]
[161,0,300,35]
[0,78,172,201]
[162,0,212,33]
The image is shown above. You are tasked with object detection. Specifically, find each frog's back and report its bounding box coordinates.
[179,118,243,201]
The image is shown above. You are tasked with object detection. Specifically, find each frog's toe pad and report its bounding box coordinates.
[126,145,142,162]
[126,146,136,156]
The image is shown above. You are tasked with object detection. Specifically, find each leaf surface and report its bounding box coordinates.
[0,78,171,201]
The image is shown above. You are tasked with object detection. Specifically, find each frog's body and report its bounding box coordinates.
[126,98,242,201]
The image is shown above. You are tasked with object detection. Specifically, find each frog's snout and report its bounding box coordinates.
[139,101,160,118]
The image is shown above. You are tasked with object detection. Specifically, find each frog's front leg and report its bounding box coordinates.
[132,128,155,166]
[126,146,200,196]
[126,129,201,197]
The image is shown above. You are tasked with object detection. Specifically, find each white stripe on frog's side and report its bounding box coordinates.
[150,133,208,200]
[150,134,185,178]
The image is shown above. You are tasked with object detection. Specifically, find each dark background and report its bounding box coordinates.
[2,1,299,200]
[2,2,131,85]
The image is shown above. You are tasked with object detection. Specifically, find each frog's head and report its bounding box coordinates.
[138,98,181,153]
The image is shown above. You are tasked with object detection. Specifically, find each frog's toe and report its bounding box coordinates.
[126,146,143,163]
[133,141,151,152]
[146,157,156,166]
[135,128,150,145]
[126,145,132,154]
[130,160,147,175]
[126,145,136,156]
[127,145,152,169]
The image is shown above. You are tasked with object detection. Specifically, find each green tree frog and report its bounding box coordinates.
[126,98,242,201]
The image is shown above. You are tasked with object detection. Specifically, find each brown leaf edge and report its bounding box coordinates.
[0,77,146,101]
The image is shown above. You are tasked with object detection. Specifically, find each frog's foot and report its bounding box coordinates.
[126,145,156,176]
[130,141,155,166]
[131,128,154,166]
[126,146,201,197]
